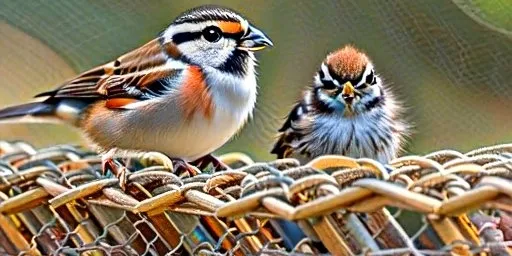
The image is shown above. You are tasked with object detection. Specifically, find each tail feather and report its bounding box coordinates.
[0,102,58,123]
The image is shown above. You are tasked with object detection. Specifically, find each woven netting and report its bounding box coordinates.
[0,141,511,255]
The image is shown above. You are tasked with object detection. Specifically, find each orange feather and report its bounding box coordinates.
[217,21,243,34]
[105,98,138,109]
[180,66,214,121]
[326,45,369,79]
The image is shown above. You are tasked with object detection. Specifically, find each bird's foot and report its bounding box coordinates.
[101,149,118,176]
[190,154,230,171]
[171,158,200,177]
[101,149,128,191]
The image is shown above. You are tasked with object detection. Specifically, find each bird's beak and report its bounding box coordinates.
[238,25,273,51]
[341,81,355,104]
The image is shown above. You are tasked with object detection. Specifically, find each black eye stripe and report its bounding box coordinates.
[172,31,244,44]
[365,70,374,84]
[172,32,202,44]
[321,79,337,90]
[318,69,325,79]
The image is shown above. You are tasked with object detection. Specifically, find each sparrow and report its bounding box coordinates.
[0,5,273,186]
[271,45,408,164]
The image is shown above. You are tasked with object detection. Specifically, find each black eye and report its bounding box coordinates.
[365,70,375,84]
[202,26,222,42]
[318,69,325,79]
[321,80,337,90]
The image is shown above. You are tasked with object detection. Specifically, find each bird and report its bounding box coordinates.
[0,5,273,188]
[271,45,408,164]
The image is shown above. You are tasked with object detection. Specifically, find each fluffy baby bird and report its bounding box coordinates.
[0,6,272,184]
[272,45,408,163]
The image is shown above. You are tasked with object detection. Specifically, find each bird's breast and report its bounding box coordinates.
[310,110,400,163]
[83,66,258,162]
[128,69,257,161]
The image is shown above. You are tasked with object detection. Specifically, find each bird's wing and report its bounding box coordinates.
[271,101,312,159]
[36,38,186,108]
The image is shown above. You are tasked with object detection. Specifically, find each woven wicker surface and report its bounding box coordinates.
[0,141,511,255]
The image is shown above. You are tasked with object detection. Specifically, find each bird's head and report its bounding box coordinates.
[312,45,384,116]
[162,5,273,76]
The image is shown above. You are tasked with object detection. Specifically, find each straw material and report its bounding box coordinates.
[0,141,511,255]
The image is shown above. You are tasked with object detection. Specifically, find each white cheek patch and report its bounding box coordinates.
[176,41,197,56]
[372,83,382,97]
[175,36,236,68]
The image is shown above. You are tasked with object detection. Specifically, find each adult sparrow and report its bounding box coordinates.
[0,5,273,187]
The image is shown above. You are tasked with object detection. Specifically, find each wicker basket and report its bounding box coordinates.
[0,141,511,255]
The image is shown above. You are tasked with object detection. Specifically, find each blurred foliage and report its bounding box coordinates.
[0,0,511,161]
[453,0,512,34]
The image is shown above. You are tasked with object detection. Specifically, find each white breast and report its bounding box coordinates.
[306,108,401,163]
[169,67,257,161]
[120,66,257,161]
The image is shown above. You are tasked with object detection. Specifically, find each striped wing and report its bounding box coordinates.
[271,100,312,159]
[36,38,184,102]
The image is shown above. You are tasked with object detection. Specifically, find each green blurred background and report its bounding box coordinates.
[0,0,511,161]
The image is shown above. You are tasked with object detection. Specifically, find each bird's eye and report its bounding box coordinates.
[202,26,222,42]
[365,71,374,84]
[322,80,337,90]
[365,70,375,85]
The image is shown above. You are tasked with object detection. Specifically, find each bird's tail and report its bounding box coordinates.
[0,101,59,124]
[0,99,88,125]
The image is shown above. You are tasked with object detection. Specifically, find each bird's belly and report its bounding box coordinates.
[309,115,397,163]
[156,112,244,161]
[112,106,247,162]
[85,70,257,161]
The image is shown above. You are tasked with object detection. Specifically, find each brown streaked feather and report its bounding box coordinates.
[179,66,214,121]
[271,135,294,159]
[37,38,183,100]
[162,41,183,59]
[271,100,313,159]
[326,45,369,80]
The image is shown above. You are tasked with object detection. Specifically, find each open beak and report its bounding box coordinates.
[341,81,355,104]
[238,25,273,51]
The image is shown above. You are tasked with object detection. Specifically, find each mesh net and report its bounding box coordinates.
[1,141,512,255]
[0,0,511,161]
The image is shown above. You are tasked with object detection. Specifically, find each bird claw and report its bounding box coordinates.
[101,158,116,176]
[171,158,201,177]
[101,149,118,176]
[101,149,128,191]
[190,154,230,171]
[101,157,128,190]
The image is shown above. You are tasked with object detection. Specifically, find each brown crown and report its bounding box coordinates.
[325,45,369,80]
